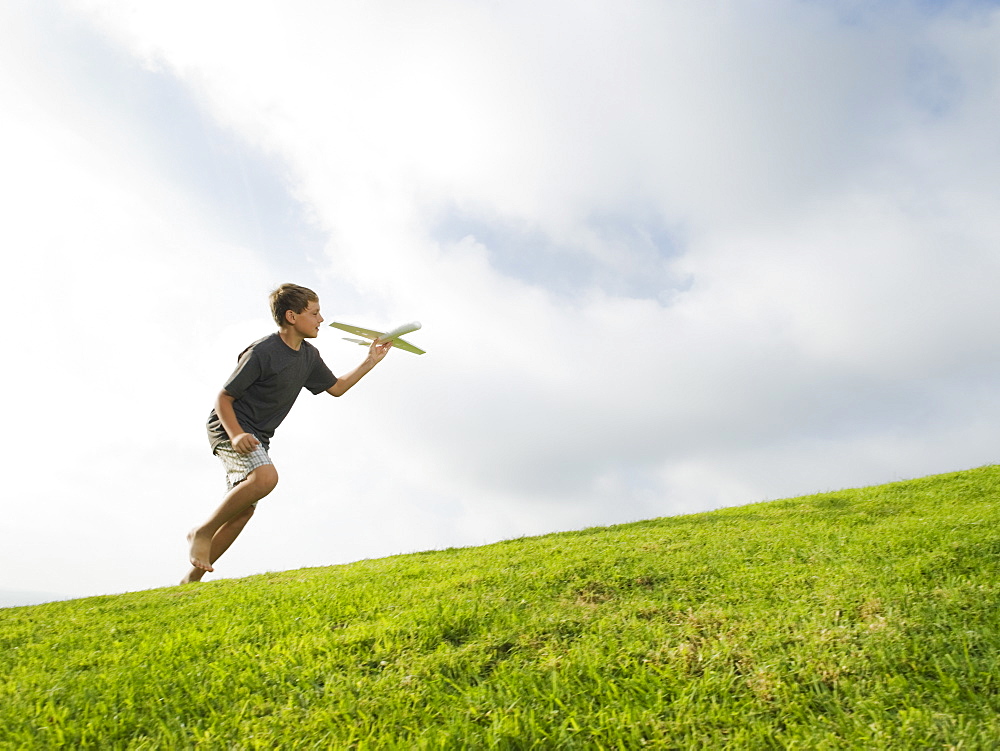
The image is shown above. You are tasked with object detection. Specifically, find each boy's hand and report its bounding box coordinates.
[232,432,260,454]
[368,339,393,364]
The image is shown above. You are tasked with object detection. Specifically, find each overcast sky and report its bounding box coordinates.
[4,0,1000,604]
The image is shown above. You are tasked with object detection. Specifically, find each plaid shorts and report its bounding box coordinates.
[214,441,273,504]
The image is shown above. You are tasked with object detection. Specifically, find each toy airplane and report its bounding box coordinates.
[328,321,425,355]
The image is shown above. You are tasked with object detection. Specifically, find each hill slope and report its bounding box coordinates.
[4,467,1000,748]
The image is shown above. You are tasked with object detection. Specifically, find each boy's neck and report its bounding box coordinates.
[278,327,304,351]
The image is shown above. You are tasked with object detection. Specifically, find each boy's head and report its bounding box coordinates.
[270,283,319,328]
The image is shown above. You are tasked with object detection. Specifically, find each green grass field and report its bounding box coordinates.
[4,466,1000,749]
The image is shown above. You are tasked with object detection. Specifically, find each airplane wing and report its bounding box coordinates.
[386,337,425,355]
[328,322,385,341]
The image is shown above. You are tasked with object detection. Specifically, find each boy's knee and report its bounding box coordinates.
[249,465,279,495]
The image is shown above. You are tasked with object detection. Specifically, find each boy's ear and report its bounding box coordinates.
[284,309,296,325]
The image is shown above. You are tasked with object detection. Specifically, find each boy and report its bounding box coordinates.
[183,283,392,583]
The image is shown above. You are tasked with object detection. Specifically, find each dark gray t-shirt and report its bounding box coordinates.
[207,333,337,452]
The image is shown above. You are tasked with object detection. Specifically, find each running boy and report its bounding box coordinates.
[183,283,392,583]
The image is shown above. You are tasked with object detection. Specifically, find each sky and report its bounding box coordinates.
[3,0,1000,605]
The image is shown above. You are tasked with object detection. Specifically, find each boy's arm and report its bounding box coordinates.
[327,340,393,397]
[216,390,260,453]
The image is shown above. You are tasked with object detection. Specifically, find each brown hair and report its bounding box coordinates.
[269,283,318,327]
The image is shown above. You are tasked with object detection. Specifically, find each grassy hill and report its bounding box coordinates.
[4,467,1000,749]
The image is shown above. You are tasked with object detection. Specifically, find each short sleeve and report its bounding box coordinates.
[306,356,337,394]
[222,350,263,399]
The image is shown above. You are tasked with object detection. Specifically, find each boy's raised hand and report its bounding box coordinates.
[368,339,393,364]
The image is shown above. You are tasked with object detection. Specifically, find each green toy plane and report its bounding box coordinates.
[328,321,425,355]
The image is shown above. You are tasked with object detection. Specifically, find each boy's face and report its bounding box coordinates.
[287,300,324,338]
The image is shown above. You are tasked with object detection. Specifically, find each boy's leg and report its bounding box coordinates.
[187,463,278,572]
[187,443,278,575]
[180,504,256,584]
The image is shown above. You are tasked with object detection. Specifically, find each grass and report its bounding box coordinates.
[4,466,1000,748]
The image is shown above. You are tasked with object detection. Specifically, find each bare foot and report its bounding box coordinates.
[180,567,207,585]
[187,528,214,572]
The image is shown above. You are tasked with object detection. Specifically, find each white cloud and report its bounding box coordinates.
[0,2,281,596]
[3,0,1000,600]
